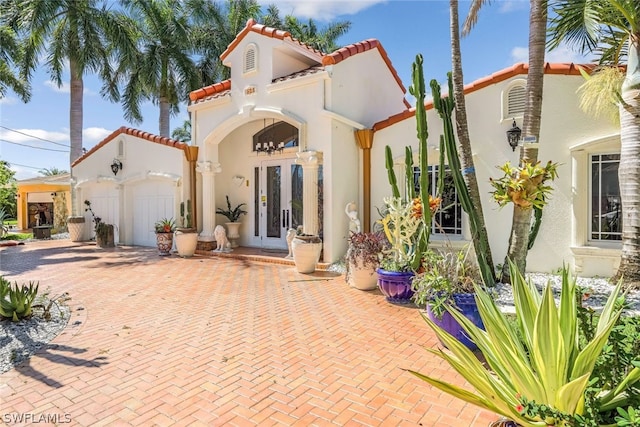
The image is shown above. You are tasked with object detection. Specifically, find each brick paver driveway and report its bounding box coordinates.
[0,241,497,426]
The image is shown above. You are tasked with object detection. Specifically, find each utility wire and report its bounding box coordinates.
[0,125,70,148]
[0,138,69,152]
[4,161,49,170]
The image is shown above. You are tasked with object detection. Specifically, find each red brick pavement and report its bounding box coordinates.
[0,240,499,426]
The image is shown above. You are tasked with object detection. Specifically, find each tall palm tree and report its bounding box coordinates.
[115,0,201,137]
[4,0,136,165]
[171,119,191,143]
[39,167,68,176]
[448,0,496,285]
[280,15,350,53]
[464,0,547,282]
[0,24,30,102]
[548,0,640,286]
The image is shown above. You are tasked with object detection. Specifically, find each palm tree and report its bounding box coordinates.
[447,0,496,285]
[548,0,640,286]
[4,0,136,165]
[39,167,68,176]
[0,24,30,102]
[280,15,350,53]
[171,119,191,143]
[115,0,201,138]
[464,0,547,282]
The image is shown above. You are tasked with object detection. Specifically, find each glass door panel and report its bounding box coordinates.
[266,165,282,238]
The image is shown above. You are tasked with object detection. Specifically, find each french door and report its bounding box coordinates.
[254,159,303,249]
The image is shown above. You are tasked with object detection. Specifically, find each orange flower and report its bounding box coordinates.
[411,198,423,219]
[516,404,524,413]
[429,196,441,213]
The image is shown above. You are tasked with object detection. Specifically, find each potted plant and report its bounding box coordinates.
[411,246,484,350]
[154,218,175,256]
[216,195,247,248]
[291,229,323,274]
[85,200,114,248]
[175,200,197,257]
[345,231,388,290]
[408,261,640,426]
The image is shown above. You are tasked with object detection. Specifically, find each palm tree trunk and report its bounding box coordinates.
[450,0,496,284]
[501,0,546,282]
[159,96,170,137]
[613,36,640,288]
[69,58,84,216]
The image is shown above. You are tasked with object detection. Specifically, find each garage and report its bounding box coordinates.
[130,180,176,247]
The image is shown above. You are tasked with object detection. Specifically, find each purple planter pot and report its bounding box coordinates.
[427,293,484,351]
[376,268,415,304]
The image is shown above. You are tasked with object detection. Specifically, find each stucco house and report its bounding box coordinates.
[72,19,622,277]
[16,173,71,231]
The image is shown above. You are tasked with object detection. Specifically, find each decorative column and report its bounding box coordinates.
[197,161,222,241]
[354,129,374,232]
[296,151,323,236]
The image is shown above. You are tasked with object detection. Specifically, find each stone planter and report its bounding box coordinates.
[225,222,241,248]
[96,224,115,248]
[156,232,173,256]
[174,228,198,257]
[291,235,322,273]
[376,268,415,304]
[347,259,378,290]
[67,216,85,242]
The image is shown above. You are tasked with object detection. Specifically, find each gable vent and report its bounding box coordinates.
[507,85,526,117]
[244,45,256,73]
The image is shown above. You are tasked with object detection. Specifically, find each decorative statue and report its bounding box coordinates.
[285,228,297,259]
[214,225,231,252]
[345,202,361,234]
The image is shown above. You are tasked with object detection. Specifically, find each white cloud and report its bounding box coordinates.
[83,127,112,143]
[0,96,17,105]
[257,0,385,21]
[0,127,69,144]
[498,0,528,14]
[510,42,594,65]
[44,80,97,95]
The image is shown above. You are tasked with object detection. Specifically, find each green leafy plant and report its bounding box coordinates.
[411,246,481,317]
[0,276,39,321]
[345,231,388,282]
[490,161,559,210]
[409,262,640,426]
[216,195,247,223]
[180,200,192,228]
[0,207,10,238]
[154,218,175,233]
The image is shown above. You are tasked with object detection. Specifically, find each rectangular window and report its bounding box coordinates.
[590,154,621,241]
[413,166,462,235]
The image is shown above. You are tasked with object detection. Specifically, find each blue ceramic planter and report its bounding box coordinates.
[427,293,484,351]
[376,268,415,304]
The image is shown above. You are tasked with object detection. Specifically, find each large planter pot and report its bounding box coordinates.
[376,268,415,304]
[291,235,322,273]
[67,216,85,242]
[174,228,198,257]
[347,259,378,291]
[156,232,173,256]
[96,224,115,248]
[427,293,484,351]
[225,222,241,248]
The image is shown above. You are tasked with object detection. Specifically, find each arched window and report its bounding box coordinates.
[117,138,125,158]
[503,79,526,120]
[253,121,298,152]
[244,44,257,74]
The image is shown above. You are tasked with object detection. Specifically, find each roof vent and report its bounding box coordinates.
[506,84,526,117]
[244,44,257,74]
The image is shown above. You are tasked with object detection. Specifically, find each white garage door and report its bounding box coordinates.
[132,181,175,247]
[82,185,119,242]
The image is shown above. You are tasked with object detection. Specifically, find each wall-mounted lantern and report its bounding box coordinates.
[111,159,123,176]
[506,119,522,151]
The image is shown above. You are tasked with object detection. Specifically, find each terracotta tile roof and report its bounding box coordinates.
[220,18,324,63]
[272,66,325,84]
[323,39,411,109]
[71,127,187,167]
[374,62,592,131]
[189,79,231,103]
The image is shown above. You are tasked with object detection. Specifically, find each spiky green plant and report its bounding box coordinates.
[0,277,39,322]
[409,262,640,426]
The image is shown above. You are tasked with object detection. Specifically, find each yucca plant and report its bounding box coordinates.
[409,261,640,426]
[0,276,39,322]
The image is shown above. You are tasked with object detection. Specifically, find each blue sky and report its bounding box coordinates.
[0,0,589,180]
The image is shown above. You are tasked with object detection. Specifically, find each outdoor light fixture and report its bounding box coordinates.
[506,119,522,151]
[111,158,123,176]
[255,119,284,155]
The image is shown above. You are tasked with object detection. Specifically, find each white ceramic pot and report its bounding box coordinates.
[291,236,322,273]
[67,216,85,242]
[174,228,198,257]
[347,259,378,290]
[225,222,241,248]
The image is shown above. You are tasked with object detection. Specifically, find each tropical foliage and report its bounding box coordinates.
[0,160,17,219]
[0,24,29,102]
[216,195,247,223]
[0,276,39,322]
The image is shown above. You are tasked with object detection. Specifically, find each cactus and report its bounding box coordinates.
[431,73,495,286]
[180,200,193,228]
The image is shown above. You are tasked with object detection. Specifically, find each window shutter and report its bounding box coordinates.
[507,85,526,117]
[244,47,256,73]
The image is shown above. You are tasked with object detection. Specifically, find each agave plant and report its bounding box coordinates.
[0,277,39,322]
[409,261,640,426]
[216,195,247,223]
